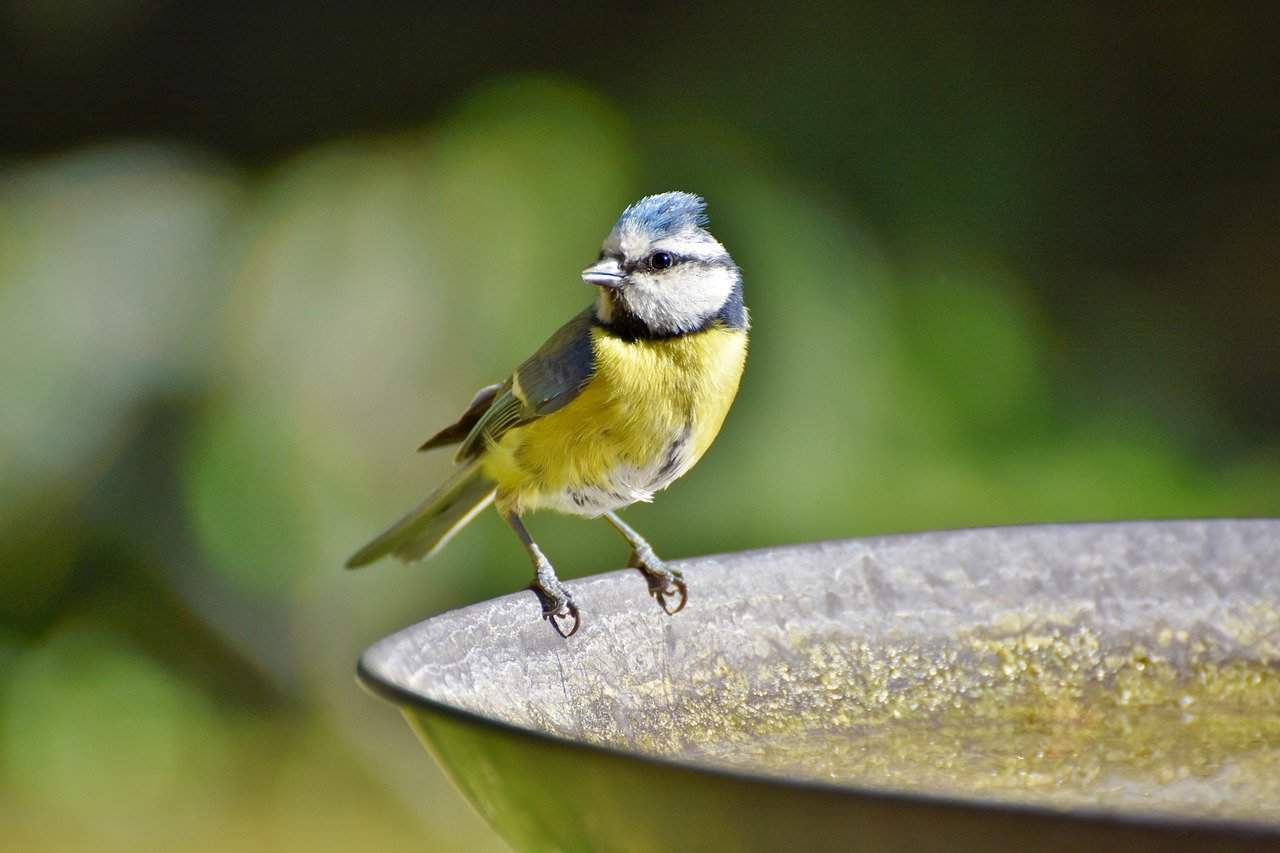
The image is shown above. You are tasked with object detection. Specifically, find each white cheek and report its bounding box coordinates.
[623,266,734,334]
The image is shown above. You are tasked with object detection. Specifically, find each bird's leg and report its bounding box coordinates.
[502,510,580,638]
[603,511,687,615]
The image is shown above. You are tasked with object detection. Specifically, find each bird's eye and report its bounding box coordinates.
[649,251,674,271]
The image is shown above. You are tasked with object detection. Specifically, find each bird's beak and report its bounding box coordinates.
[582,257,625,288]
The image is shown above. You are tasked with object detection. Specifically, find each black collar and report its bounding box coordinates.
[593,310,682,342]
[593,279,747,342]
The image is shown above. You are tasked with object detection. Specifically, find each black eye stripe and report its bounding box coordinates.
[616,251,733,274]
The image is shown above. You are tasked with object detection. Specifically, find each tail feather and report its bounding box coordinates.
[346,462,497,568]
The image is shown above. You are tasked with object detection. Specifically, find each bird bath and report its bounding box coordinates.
[358,520,1280,852]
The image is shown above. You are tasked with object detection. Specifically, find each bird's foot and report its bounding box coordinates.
[529,571,580,638]
[629,548,687,615]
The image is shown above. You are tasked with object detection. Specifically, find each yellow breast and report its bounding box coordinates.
[484,323,748,515]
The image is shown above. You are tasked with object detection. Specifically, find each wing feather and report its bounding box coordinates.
[454,307,597,461]
[418,383,503,452]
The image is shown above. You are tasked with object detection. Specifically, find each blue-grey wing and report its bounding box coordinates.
[418,383,503,452]
[454,306,597,461]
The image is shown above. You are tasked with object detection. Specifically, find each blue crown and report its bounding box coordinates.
[612,192,708,239]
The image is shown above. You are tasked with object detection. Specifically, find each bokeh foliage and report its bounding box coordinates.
[2,4,1278,851]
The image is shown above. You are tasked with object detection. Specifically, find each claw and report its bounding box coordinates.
[529,583,581,638]
[633,555,687,616]
[653,574,688,615]
[546,601,581,638]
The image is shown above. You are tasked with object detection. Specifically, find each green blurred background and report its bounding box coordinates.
[2,3,1278,850]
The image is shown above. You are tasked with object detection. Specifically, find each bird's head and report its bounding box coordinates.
[583,192,744,338]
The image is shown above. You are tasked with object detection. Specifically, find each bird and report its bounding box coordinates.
[346,192,748,637]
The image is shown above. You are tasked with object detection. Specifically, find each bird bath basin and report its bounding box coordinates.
[358,520,1280,852]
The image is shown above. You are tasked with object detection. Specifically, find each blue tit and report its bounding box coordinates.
[347,192,748,637]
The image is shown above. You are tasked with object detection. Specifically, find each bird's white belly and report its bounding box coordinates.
[540,425,694,517]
